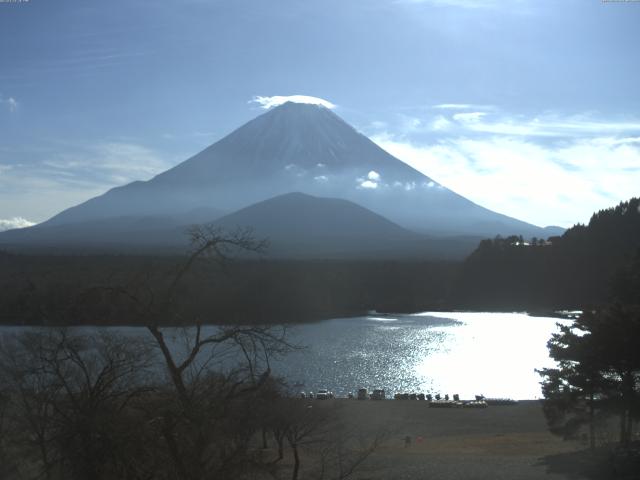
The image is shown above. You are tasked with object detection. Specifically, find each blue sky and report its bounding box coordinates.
[1,0,639,229]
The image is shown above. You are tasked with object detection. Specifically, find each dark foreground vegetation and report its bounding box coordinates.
[0,227,386,480]
[535,218,640,477]
[0,327,386,480]
[537,251,640,448]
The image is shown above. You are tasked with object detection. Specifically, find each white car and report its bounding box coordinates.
[316,389,330,400]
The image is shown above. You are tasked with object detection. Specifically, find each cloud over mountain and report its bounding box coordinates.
[251,95,336,110]
[0,217,35,231]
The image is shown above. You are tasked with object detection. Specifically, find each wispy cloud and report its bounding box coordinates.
[0,95,18,113]
[399,0,498,8]
[0,217,35,231]
[0,141,177,222]
[458,115,640,138]
[384,108,640,139]
[41,142,172,186]
[398,0,529,11]
[3,49,153,83]
[433,103,492,110]
[251,95,336,110]
[452,111,486,123]
[373,131,640,227]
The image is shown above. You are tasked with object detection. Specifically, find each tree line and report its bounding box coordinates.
[0,253,457,327]
[453,198,640,310]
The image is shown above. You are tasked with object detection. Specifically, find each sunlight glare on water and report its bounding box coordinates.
[0,312,571,400]
[412,312,570,399]
[277,312,571,400]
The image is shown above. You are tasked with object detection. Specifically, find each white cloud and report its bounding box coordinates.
[0,217,35,231]
[359,180,378,189]
[367,170,381,181]
[452,111,486,123]
[431,115,453,131]
[373,133,640,228]
[433,103,479,110]
[251,95,336,110]
[314,175,328,182]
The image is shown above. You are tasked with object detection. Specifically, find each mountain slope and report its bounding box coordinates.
[213,192,423,258]
[211,192,483,259]
[0,192,481,259]
[0,207,225,252]
[34,102,553,239]
[215,192,413,240]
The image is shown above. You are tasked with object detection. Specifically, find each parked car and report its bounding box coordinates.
[316,389,333,400]
[371,389,385,400]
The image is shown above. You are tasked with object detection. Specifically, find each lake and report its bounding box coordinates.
[0,311,571,400]
[275,311,572,400]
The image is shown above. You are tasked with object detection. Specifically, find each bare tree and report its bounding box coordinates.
[266,399,387,480]
[123,225,293,479]
[0,329,156,480]
[313,423,388,480]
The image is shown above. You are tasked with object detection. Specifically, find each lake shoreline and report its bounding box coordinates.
[0,307,578,327]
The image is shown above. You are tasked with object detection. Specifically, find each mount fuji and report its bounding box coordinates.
[0,101,562,257]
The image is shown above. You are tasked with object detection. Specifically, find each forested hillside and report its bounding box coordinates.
[452,198,640,310]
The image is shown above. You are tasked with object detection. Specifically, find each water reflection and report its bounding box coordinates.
[0,312,570,399]
[276,312,570,399]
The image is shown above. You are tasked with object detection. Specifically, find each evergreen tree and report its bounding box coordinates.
[539,304,640,447]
